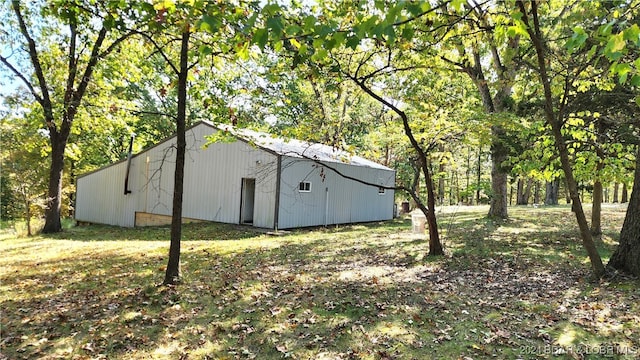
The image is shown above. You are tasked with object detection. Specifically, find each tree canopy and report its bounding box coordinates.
[1,0,638,278]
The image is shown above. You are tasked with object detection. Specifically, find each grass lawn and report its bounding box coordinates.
[1,205,638,359]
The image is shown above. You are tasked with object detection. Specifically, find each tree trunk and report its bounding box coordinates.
[517,0,605,277]
[613,182,619,203]
[545,179,559,205]
[516,177,532,205]
[591,180,603,237]
[533,181,540,204]
[488,126,509,217]
[24,194,32,237]
[418,160,444,256]
[42,136,66,233]
[348,69,444,257]
[476,145,482,205]
[524,178,533,204]
[163,29,190,285]
[516,178,523,204]
[466,146,471,204]
[621,183,628,203]
[591,161,604,237]
[608,145,640,276]
[437,169,445,206]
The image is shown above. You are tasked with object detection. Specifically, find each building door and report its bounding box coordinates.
[240,178,256,224]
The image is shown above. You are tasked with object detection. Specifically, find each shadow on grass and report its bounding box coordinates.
[2,206,637,359]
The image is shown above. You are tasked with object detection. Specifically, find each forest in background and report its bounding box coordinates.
[1,0,638,279]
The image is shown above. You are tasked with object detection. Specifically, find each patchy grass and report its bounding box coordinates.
[1,205,638,359]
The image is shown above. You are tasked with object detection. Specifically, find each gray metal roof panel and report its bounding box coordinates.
[204,121,392,171]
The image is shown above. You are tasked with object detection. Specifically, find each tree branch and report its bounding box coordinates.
[11,0,55,129]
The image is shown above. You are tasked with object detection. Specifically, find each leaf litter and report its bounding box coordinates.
[0,206,638,359]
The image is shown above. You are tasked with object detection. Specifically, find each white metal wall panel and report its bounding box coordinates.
[277,157,395,229]
[75,157,142,227]
[178,125,277,228]
[76,121,392,229]
[76,122,278,228]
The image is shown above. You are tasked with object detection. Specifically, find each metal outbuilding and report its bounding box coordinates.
[75,121,396,229]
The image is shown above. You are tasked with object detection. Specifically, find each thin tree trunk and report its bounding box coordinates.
[466,146,471,204]
[591,180,603,237]
[516,178,526,205]
[24,195,32,237]
[438,159,445,206]
[608,145,640,276]
[164,29,190,285]
[533,181,540,204]
[476,145,482,205]
[347,73,444,256]
[613,182,619,203]
[421,159,443,256]
[591,161,605,237]
[622,183,628,203]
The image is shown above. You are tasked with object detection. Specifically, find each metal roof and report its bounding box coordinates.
[205,121,393,171]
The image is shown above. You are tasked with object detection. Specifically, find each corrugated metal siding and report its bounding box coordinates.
[178,125,277,228]
[76,123,278,228]
[277,157,395,229]
[75,158,143,227]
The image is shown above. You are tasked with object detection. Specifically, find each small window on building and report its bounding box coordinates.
[299,181,312,192]
[378,187,386,195]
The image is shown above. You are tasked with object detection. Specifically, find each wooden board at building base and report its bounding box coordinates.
[134,212,205,227]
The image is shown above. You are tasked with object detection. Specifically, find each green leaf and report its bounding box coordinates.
[599,21,614,37]
[199,45,212,56]
[274,39,284,52]
[311,48,328,61]
[623,24,640,44]
[303,15,316,29]
[566,26,588,53]
[346,35,360,50]
[200,14,221,33]
[604,33,626,60]
[401,26,415,41]
[615,63,631,84]
[262,3,281,14]
[333,31,346,47]
[285,25,302,36]
[267,16,283,34]
[384,26,396,45]
[252,28,268,49]
[630,75,640,86]
[507,22,529,37]
[450,0,466,11]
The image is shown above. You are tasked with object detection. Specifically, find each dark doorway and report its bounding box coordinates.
[240,178,256,224]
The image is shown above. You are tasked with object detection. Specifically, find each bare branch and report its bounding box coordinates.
[10,0,55,128]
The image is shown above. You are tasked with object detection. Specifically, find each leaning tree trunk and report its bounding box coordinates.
[163,29,190,285]
[348,72,444,256]
[608,145,640,276]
